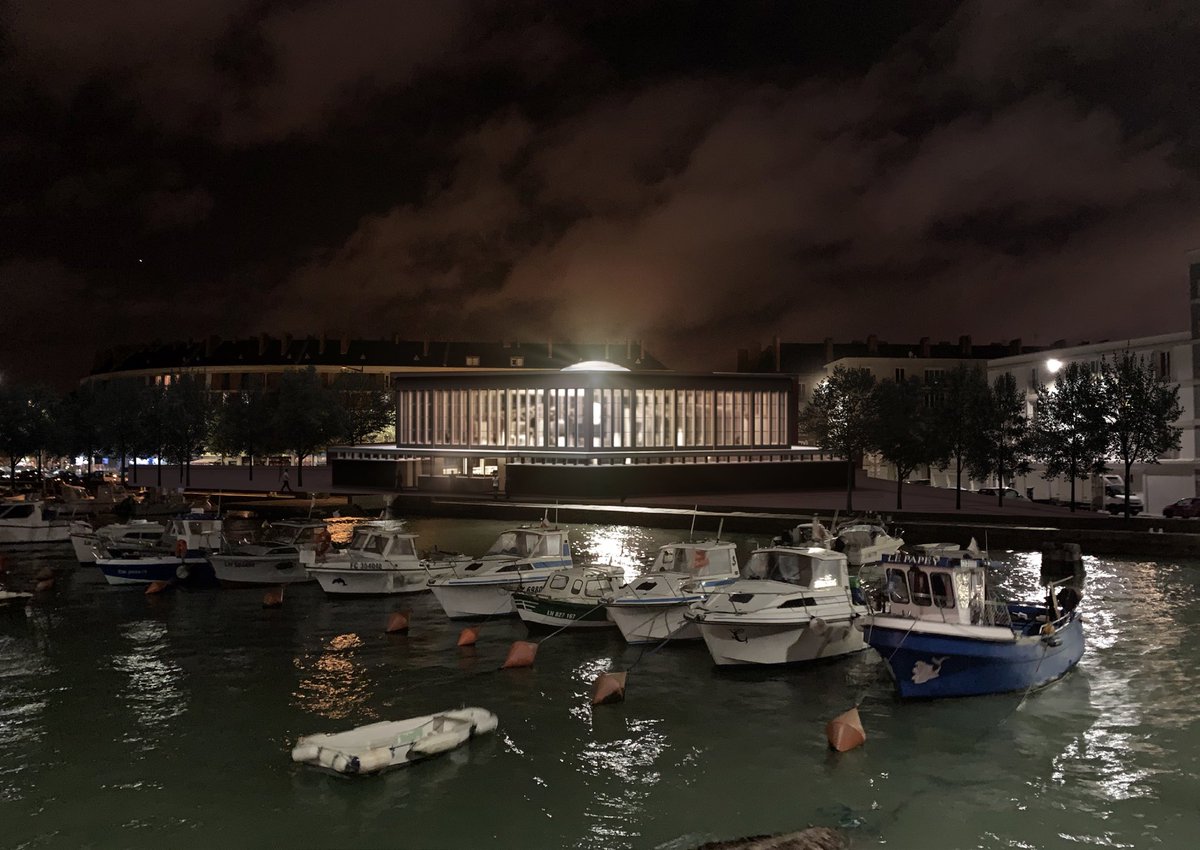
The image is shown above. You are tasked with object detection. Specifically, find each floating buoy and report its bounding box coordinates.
[145,580,172,595]
[457,626,479,647]
[35,567,54,582]
[591,671,628,706]
[263,586,285,608]
[35,578,55,593]
[826,706,866,752]
[385,611,410,634]
[809,616,828,636]
[501,640,538,669]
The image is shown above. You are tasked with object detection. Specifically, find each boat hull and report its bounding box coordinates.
[513,594,614,630]
[0,524,71,545]
[694,618,867,666]
[607,601,702,643]
[430,577,550,619]
[98,556,214,586]
[310,567,435,596]
[864,613,1085,699]
[211,555,313,586]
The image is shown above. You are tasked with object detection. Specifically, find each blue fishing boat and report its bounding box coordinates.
[96,513,223,587]
[862,553,1083,699]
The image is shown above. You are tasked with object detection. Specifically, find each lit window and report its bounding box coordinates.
[466,355,480,366]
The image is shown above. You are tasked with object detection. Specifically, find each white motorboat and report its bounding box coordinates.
[1,590,33,610]
[428,524,574,619]
[69,519,166,564]
[306,520,472,596]
[210,519,328,586]
[606,539,740,644]
[512,564,625,631]
[95,513,223,586]
[687,543,868,667]
[904,538,988,561]
[0,500,71,545]
[291,706,498,775]
[833,521,904,566]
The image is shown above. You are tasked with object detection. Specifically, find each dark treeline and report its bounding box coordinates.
[800,352,1182,517]
[0,367,394,490]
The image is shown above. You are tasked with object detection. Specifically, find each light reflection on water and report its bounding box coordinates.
[0,520,1198,849]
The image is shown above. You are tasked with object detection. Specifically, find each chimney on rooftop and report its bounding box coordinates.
[774,335,781,372]
[1051,339,1066,348]
[823,337,834,363]
[867,334,879,355]
[422,338,429,357]
[919,337,931,358]
[340,335,350,356]
[1009,338,1022,355]
[283,333,293,354]
[959,335,972,356]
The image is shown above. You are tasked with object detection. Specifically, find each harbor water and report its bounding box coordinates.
[2,517,1199,849]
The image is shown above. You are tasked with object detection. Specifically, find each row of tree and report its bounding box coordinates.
[801,352,1182,515]
[0,367,394,490]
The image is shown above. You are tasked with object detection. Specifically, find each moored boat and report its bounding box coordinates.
[210,519,328,586]
[605,539,740,644]
[687,542,867,667]
[291,706,498,774]
[69,519,166,564]
[0,500,71,546]
[306,520,471,596]
[832,519,903,566]
[862,552,1084,699]
[428,523,574,619]
[513,564,624,630]
[95,513,223,586]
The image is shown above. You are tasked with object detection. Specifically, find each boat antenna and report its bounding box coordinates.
[716,516,724,541]
[555,501,559,528]
[689,506,698,541]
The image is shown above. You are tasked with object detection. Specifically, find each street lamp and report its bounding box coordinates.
[1046,358,1063,374]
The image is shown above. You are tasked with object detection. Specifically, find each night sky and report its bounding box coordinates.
[3,1,1198,386]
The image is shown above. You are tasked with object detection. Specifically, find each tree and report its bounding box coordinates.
[95,379,146,485]
[274,367,342,488]
[0,383,36,494]
[931,364,991,510]
[59,384,103,475]
[1030,362,1109,512]
[800,366,877,511]
[1100,351,1182,519]
[161,374,211,487]
[211,386,277,481]
[332,372,395,445]
[136,384,169,488]
[967,373,1031,508]
[871,377,943,510]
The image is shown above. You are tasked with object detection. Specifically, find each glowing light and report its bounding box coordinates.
[1046,358,1063,373]
[562,360,630,372]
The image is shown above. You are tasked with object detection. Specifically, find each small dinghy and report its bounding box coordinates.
[291,707,498,775]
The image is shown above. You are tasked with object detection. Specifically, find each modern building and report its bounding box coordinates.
[329,365,845,498]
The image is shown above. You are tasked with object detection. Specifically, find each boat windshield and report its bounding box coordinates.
[351,531,387,555]
[486,531,538,557]
[744,551,840,588]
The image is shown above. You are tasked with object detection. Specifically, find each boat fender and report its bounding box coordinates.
[291,743,321,763]
[831,625,850,642]
[1040,623,1056,636]
[176,563,190,581]
[317,748,339,769]
[808,617,828,636]
[354,747,393,773]
[411,730,466,756]
[331,753,355,774]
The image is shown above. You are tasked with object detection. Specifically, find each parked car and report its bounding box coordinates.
[977,487,1026,500]
[1162,497,1200,519]
[1103,486,1143,516]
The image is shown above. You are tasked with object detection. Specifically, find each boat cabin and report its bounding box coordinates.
[878,554,986,625]
[263,520,326,546]
[649,541,738,578]
[166,515,223,550]
[743,546,848,588]
[484,527,570,560]
[348,524,418,560]
[541,565,623,600]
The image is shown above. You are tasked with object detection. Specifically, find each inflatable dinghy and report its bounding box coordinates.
[291,706,498,774]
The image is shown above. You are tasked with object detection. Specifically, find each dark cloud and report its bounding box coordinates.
[1,1,1198,384]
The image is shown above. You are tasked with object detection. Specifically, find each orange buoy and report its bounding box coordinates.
[385,611,410,634]
[501,640,538,669]
[591,671,628,706]
[35,578,55,593]
[826,706,866,752]
[262,586,285,608]
[145,580,172,595]
[457,626,479,647]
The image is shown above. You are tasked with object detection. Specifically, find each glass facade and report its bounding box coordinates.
[396,386,789,451]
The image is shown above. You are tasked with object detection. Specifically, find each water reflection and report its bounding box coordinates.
[578,718,668,850]
[575,525,655,581]
[292,632,375,720]
[0,634,52,803]
[111,620,186,749]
